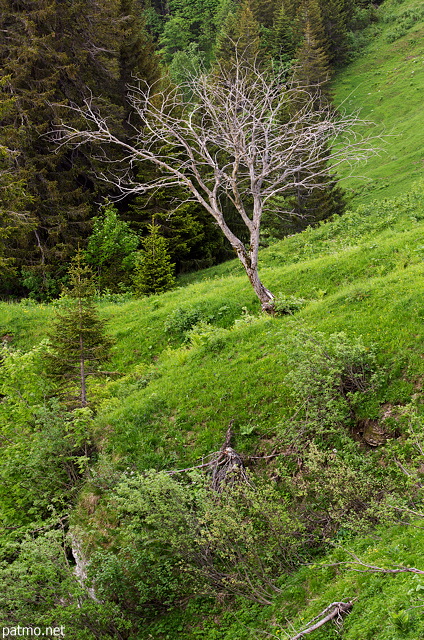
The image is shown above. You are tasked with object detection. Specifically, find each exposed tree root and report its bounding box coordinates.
[286,600,353,639]
[168,423,251,492]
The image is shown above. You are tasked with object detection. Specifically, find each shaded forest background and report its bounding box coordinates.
[0,0,378,299]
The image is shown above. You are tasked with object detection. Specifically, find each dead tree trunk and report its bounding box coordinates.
[56,57,378,312]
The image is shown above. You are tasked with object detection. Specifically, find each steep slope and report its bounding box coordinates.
[333,0,424,201]
[0,0,423,635]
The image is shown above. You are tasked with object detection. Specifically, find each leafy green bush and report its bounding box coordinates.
[85,204,139,292]
[86,470,305,617]
[274,294,306,316]
[164,302,243,341]
[280,329,383,441]
[164,305,207,338]
[0,529,130,638]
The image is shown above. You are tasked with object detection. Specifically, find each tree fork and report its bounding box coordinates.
[56,56,378,310]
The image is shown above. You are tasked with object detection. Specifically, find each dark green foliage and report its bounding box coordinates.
[214,0,262,67]
[0,340,96,529]
[87,470,304,615]
[0,0,160,298]
[118,0,160,100]
[45,253,113,406]
[132,223,176,296]
[0,145,35,296]
[293,19,332,104]
[262,169,346,239]
[130,182,232,273]
[85,204,140,292]
[270,2,302,63]
[320,0,349,64]
[280,329,383,441]
[249,0,279,28]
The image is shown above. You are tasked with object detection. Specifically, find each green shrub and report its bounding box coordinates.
[274,294,306,316]
[280,329,383,441]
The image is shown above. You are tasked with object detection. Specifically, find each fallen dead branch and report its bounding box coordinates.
[337,549,424,576]
[285,600,353,639]
[317,546,424,577]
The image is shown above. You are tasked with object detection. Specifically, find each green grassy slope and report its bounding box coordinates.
[84,182,423,640]
[1,1,424,635]
[79,186,422,472]
[333,0,424,202]
[2,190,423,637]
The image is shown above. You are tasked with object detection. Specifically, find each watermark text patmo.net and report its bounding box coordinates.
[2,627,65,638]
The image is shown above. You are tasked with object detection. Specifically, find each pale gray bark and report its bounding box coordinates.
[55,57,379,311]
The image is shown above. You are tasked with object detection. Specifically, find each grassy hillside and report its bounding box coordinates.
[333,0,424,202]
[0,1,424,637]
[1,181,423,637]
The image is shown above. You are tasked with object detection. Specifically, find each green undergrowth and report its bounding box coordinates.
[142,521,424,640]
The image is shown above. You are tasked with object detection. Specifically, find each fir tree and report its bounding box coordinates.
[214,0,262,68]
[271,2,302,63]
[0,82,36,294]
[132,223,176,296]
[319,0,349,65]
[0,0,160,298]
[118,0,160,116]
[293,18,332,107]
[249,0,279,28]
[297,0,328,55]
[45,252,113,407]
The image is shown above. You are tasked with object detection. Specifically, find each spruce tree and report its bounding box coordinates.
[0,81,36,294]
[271,2,302,63]
[249,0,279,28]
[293,18,332,107]
[118,0,160,116]
[0,0,160,298]
[45,252,113,407]
[297,0,328,56]
[214,0,262,68]
[319,0,349,65]
[132,223,176,296]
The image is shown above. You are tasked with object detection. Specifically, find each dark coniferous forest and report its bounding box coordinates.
[0,0,373,300]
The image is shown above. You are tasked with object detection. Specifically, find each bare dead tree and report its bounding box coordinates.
[55,56,379,312]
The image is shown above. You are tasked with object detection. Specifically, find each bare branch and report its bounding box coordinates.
[282,601,354,639]
[335,549,424,576]
[53,59,380,311]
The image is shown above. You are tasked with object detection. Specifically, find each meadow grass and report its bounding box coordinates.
[1,6,424,631]
[333,0,424,202]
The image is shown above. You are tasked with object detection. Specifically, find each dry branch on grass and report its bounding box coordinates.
[285,600,353,639]
[329,549,424,576]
